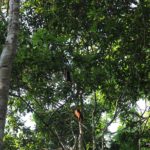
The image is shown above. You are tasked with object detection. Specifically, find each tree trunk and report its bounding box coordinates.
[0,0,20,149]
[92,113,96,150]
[138,138,141,150]
[78,120,83,150]
[92,92,97,150]
[101,137,104,150]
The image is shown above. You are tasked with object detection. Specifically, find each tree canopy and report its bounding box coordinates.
[0,0,149,149]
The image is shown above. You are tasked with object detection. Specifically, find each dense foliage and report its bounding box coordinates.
[0,0,149,149]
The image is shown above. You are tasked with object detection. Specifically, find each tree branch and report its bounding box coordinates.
[9,93,68,150]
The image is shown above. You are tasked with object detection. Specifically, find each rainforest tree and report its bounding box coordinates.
[0,0,149,149]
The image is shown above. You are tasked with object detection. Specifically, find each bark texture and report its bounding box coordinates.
[0,0,20,149]
[92,92,97,150]
[78,121,83,150]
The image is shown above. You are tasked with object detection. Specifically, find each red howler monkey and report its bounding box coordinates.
[74,109,83,122]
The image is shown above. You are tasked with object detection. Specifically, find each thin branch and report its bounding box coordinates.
[71,121,77,149]
[101,89,126,137]
[54,129,68,150]
[9,93,67,150]
[141,111,150,134]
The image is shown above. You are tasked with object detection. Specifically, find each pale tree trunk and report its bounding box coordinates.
[138,139,141,150]
[78,120,83,150]
[92,92,97,150]
[101,137,104,150]
[0,0,20,149]
[92,113,96,150]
